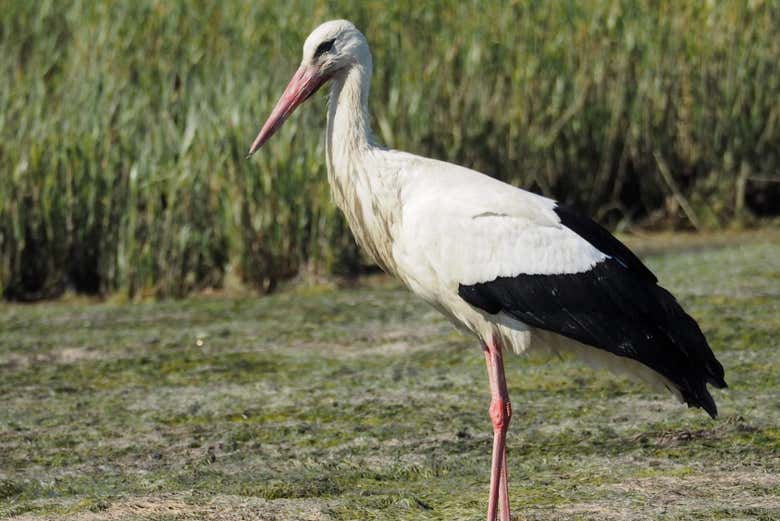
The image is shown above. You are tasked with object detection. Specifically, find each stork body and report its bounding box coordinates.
[249,20,726,521]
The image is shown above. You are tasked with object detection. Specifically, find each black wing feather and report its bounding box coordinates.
[555,204,656,283]
[458,206,726,418]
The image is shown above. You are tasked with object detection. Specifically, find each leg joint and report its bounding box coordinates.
[488,398,512,431]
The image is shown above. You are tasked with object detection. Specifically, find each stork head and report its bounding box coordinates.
[247,20,369,156]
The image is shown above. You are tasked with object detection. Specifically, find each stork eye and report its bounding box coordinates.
[314,39,335,58]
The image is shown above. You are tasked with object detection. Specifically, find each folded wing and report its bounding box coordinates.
[457,203,726,417]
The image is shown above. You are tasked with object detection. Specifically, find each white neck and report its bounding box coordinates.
[325,59,379,174]
[324,58,403,274]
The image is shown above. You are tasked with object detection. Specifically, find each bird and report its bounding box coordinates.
[248,19,727,521]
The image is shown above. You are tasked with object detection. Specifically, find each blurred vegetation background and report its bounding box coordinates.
[1,0,778,300]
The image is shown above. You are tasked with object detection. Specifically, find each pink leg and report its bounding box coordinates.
[499,450,510,519]
[483,337,512,521]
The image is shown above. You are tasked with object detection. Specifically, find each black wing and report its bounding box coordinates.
[458,205,727,418]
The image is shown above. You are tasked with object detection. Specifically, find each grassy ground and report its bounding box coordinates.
[1,235,779,520]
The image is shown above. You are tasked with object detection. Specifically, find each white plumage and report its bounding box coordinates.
[248,20,726,521]
[306,21,614,369]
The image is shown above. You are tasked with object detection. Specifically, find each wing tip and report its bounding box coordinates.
[681,383,721,419]
[706,360,728,389]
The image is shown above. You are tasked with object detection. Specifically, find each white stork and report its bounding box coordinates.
[248,20,727,521]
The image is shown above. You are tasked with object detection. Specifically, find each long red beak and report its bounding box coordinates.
[247,65,331,157]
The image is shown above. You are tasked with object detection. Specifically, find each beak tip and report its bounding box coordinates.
[246,141,262,159]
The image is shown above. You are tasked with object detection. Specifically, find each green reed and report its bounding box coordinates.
[1,0,778,299]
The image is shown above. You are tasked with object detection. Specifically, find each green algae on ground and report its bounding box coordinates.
[1,240,779,520]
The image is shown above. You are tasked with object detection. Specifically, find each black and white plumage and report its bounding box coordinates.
[459,204,726,417]
[248,19,727,521]
[391,164,726,417]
